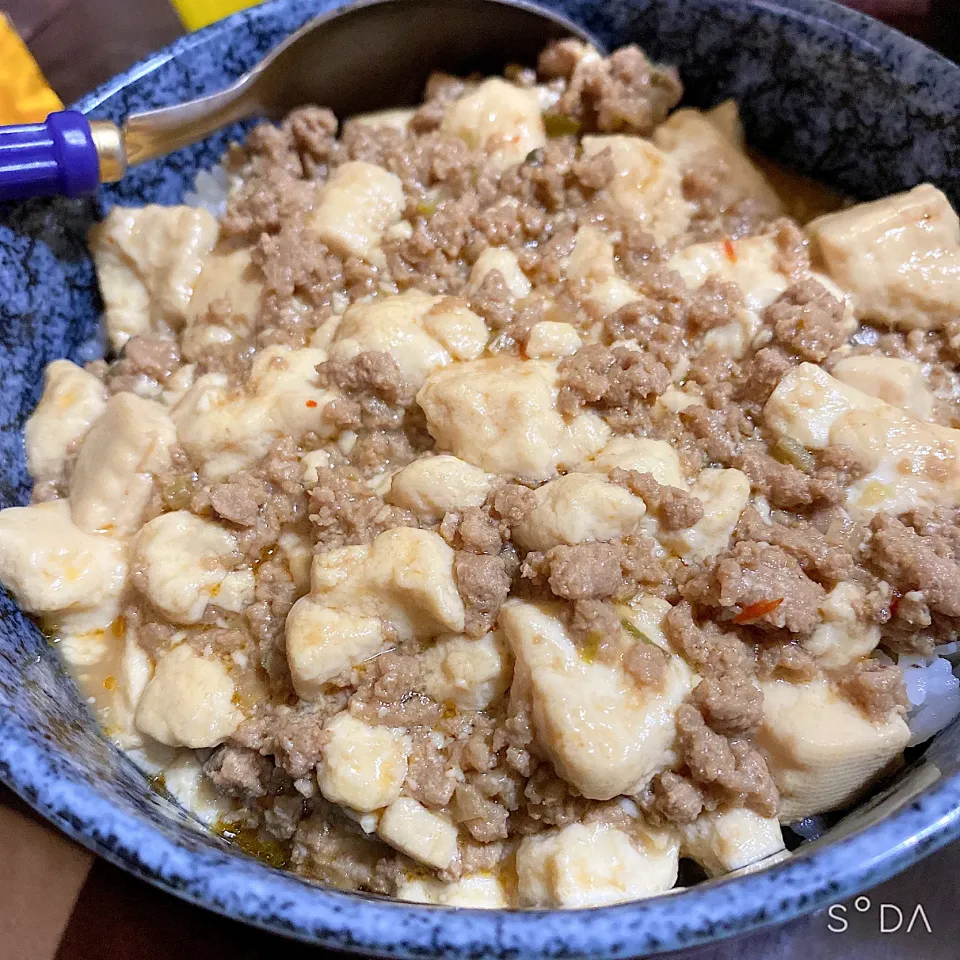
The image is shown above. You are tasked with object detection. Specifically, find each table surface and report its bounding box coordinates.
[1,1,958,957]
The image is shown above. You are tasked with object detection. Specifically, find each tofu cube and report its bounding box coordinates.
[318,712,410,812]
[756,677,910,821]
[89,204,218,349]
[516,821,679,907]
[25,360,107,483]
[69,393,177,536]
[764,362,960,516]
[387,455,494,524]
[679,808,786,877]
[499,600,695,800]
[284,599,385,698]
[808,184,960,330]
[417,357,610,481]
[307,160,405,264]
[442,78,546,169]
[421,630,513,711]
[310,528,465,640]
[512,473,647,552]
[135,643,242,748]
[0,500,126,616]
[132,511,245,625]
[377,797,459,870]
[582,134,689,242]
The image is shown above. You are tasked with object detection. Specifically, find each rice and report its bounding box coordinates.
[789,815,829,841]
[183,162,231,217]
[901,653,960,746]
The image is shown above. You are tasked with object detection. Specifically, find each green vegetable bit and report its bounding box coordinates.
[771,436,815,473]
[621,618,654,645]
[543,112,582,137]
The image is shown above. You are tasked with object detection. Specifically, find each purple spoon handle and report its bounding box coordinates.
[0,110,101,202]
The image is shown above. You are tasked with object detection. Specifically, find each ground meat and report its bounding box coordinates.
[284,106,339,174]
[469,269,515,331]
[514,766,589,834]
[204,745,279,801]
[291,811,402,895]
[772,218,810,278]
[350,652,440,728]
[405,731,457,808]
[866,514,960,618]
[605,267,689,335]
[454,551,511,636]
[309,467,417,548]
[203,440,309,561]
[663,601,754,680]
[680,404,742,464]
[537,39,585,80]
[691,673,764,736]
[612,468,704,530]
[649,770,704,824]
[757,642,819,681]
[546,542,621,600]
[623,640,669,689]
[221,166,316,242]
[262,795,306,841]
[737,346,794,408]
[557,344,670,423]
[247,556,301,684]
[209,476,271,527]
[457,507,503,555]
[767,279,848,362]
[452,782,510,842]
[107,335,181,393]
[612,223,663,286]
[735,506,854,585]
[269,706,334,779]
[568,599,621,645]
[662,601,763,735]
[256,224,346,344]
[230,700,343,781]
[836,659,908,722]
[736,447,844,510]
[901,507,960,555]
[546,44,683,136]
[619,534,672,593]
[675,704,779,817]
[682,540,825,634]
[317,350,416,431]
[687,278,745,334]
[491,483,537,529]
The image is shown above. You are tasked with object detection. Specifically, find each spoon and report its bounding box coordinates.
[0,0,602,202]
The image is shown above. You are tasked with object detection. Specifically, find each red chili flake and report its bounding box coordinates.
[305,399,318,408]
[732,597,783,624]
[723,237,737,263]
[889,589,903,619]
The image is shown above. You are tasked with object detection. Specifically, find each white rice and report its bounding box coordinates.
[789,815,829,841]
[901,650,960,746]
[183,162,231,217]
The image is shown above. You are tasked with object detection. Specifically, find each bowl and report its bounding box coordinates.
[1,0,959,956]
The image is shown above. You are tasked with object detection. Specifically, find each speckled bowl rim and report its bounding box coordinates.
[2,0,960,956]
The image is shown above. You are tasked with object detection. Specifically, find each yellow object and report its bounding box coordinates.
[0,15,62,124]
[171,0,264,31]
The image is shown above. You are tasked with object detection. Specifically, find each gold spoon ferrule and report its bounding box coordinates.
[89,120,128,184]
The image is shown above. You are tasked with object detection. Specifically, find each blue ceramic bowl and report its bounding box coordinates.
[1,1,959,955]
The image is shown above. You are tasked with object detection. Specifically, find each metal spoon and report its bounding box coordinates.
[0,0,602,202]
